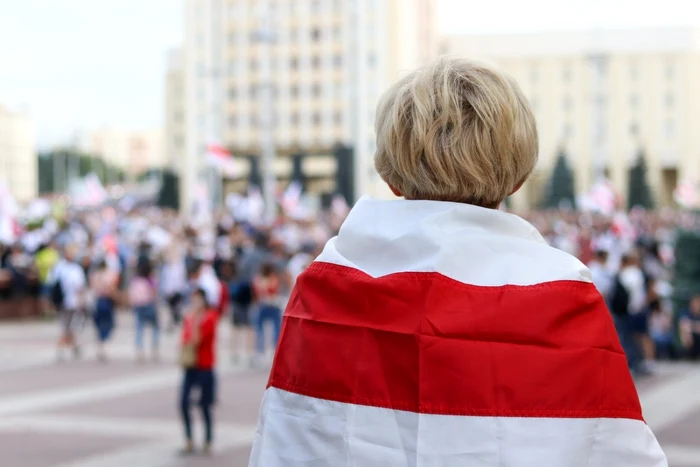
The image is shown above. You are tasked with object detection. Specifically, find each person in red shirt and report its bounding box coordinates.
[179,288,218,455]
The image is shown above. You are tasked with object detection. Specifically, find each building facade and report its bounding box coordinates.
[441,28,700,209]
[0,106,37,202]
[164,50,186,173]
[175,0,437,211]
[80,128,166,177]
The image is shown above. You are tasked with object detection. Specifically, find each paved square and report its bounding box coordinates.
[1,316,700,466]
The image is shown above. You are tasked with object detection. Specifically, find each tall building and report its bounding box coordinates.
[164,49,186,172]
[0,106,37,202]
[175,0,437,212]
[441,28,700,209]
[80,128,166,177]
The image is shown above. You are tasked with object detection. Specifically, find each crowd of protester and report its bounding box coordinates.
[0,200,699,452]
[0,203,699,368]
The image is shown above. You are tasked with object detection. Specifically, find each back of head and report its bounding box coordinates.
[374,57,538,207]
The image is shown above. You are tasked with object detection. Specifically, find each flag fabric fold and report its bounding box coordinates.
[249,197,667,467]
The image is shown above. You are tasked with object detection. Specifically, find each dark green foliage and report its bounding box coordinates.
[672,229,700,315]
[38,150,125,194]
[627,151,654,209]
[157,170,180,210]
[544,150,576,209]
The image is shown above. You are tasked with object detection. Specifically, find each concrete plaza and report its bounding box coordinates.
[1,315,700,467]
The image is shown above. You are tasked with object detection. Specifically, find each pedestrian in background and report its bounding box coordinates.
[90,259,118,361]
[179,288,218,456]
[50,244,87,361]
[128,261,159,362]
[252,262,283,364]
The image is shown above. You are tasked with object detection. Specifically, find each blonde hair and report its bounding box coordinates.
[374,57,538,207]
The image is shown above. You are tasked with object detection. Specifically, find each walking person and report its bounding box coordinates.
[89,259,119,361]
[252,262,283,365]
[161,246,187,332]
[50,244,87,361]
[179,288,219,456]
[128,262,159,362]
[227,261,254,364]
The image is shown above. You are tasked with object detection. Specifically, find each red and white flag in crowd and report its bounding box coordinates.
[330,194,350,218]
[249,198,665,466]
[674,180,698,209]
[280,181,302,214]
[580,177,617,215]
[205,143,237,177]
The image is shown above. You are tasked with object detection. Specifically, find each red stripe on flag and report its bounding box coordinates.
[269,262,643,420]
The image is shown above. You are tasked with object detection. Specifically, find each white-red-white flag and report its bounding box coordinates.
[205,143,237,177]
[580,177,618,215]
[280,181,302,214]
[249,198,666,467]
[674,180,698,209]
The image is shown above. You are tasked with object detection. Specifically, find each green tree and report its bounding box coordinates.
[627,150,654,209]
[672,230,700,321]
[38,150,125,194]
[157,170,180,210]
[544,150,576,209]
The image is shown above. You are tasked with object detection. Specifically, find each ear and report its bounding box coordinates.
[389,184,403,198]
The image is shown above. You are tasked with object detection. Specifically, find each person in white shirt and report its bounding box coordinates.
[50,244,87,360]
[161,246,188,331]
[619,251,655,371]
[588,249,613,300]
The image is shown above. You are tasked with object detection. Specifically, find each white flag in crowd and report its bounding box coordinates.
[206,143,237,177]
[674,180,698,209]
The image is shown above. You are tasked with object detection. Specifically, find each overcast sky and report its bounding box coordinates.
[0,0,698,148]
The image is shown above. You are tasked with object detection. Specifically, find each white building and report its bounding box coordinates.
[441,27,700,209]
[0,106,37,202]
[80,127,166,177]
[176,0,437,212]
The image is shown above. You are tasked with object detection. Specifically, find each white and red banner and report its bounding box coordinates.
[250,198,666,466]
[579,177,618,215]
[205,143,237,177]
[280,181,302,215]
[674,180,698,209]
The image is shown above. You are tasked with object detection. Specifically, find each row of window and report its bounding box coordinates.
[531,92,677,113]
[527,61,677,84]
[224,52,376,74]
[227,0,344,17]
[558,119,677,141]
[228,111,344,127]
[229,83,343,99]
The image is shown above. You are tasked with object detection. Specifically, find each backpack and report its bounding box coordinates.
[609,275,630,317]
[50,276,64,309]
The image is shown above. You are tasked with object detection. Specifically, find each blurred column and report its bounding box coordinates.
[255,0,277,223]
[351,0,369,202]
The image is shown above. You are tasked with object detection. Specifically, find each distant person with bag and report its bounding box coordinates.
[50,244,87,360]
[128,262,159,362]
[179,288,219,456]
[90,259,119,361]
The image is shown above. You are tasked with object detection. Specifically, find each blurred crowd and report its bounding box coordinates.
[1,203,699,371]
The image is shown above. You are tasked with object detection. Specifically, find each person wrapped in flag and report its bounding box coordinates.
[249,58,667,466]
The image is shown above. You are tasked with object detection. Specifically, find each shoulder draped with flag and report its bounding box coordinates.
[249,198,667,467]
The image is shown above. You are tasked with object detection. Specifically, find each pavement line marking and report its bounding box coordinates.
[662,444,700,466]
[0,414,255,440]
[638,368,700,431]
[51,427,256,467]
[0,365,244,417]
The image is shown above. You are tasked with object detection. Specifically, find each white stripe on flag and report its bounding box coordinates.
[250,388,666,467]
[317,197,591,287]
